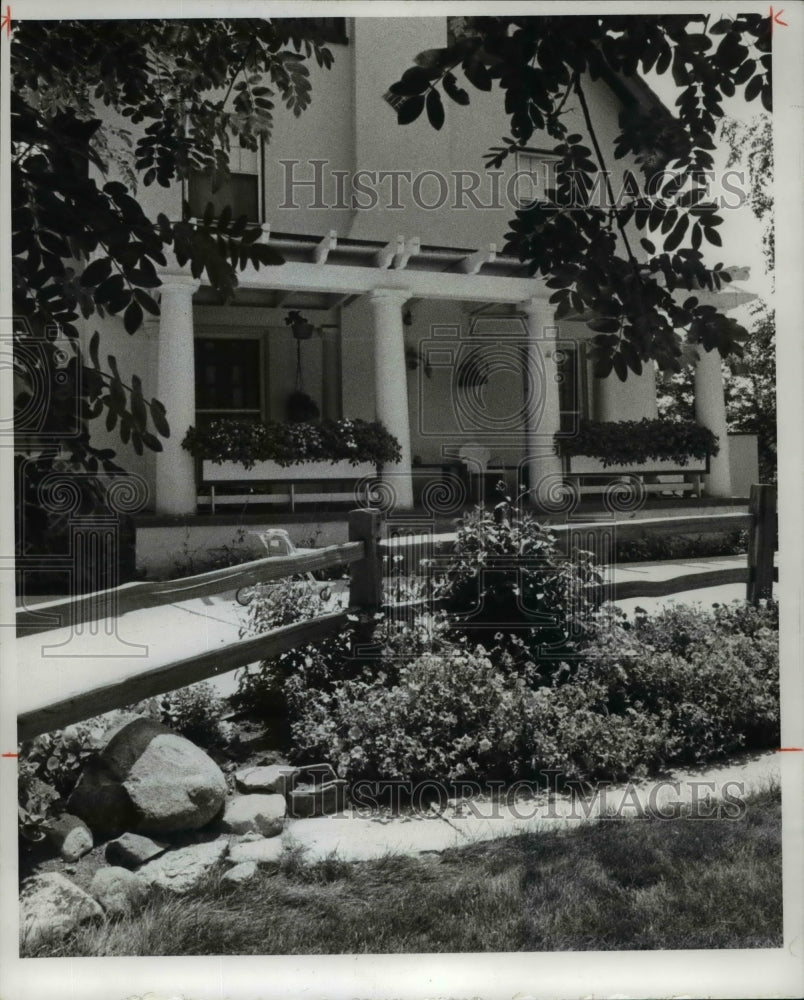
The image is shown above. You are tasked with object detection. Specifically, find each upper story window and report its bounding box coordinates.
[187,137,263,223]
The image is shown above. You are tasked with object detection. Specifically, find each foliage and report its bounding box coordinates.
[613,530,746,564]
[390,14,772,375]
[659,114,775,482]
[182,417,402,469]
[152,682,231,749]
[17,717,112,841]
[288,645,537,783]
[558,417,718,466]
[11,18,334,474]
[433,497,604,670]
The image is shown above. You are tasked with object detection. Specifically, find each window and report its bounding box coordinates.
[194,337,262,426]
[187,138,262,223]
[512,149,559,208]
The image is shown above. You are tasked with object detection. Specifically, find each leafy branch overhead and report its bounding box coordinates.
[388,13,771,379]
[11,18,334,470]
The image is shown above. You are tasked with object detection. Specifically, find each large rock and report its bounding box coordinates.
[105,832,166,870]
[68,717,227,836]
[137,838,228,894]
[287,779,348,818]
[46,813,93,862]
[235,765,300,796]
[20,873,103,947]
[89,867,148,917]
[220,794,286,837]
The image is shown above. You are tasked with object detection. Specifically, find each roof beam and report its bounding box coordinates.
[392,237,420,270]
[460,243,497,275]
[374,235,405,269]
[313,230,338,265]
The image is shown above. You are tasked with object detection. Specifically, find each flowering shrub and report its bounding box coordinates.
[435,499,603,674]
[558,418,719,467]
[182,417,402,470]
[285,600,779,787]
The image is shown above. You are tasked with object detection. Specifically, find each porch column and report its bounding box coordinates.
[367,288,414,509]
[155,277,200,515]
[694,346,732,497]
[521,297,563,502]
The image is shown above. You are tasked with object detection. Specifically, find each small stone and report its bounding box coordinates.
[46,813,94,862]
[228,837,285,870]
[238,831,264,843]
[222,861,258,885]
[235,765,300,796]
[137,838,228,894]
[220,794,286,837]
[287,779,348,818]
[89,867,148,917]
[105,832,166,870]
[20,873,103,948]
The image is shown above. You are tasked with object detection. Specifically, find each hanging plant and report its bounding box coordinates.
[285,389,320,423]
[285,310,315,339]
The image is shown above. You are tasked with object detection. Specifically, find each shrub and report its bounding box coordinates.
[285,599,779,787]
[155,682,231,749]
[435,500,602,675]
[288,643,535,784]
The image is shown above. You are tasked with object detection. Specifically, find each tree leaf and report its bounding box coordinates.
[397,94,425,125]
[426,88,445,130]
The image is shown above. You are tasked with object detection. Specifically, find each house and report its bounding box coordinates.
[78,17,757,574]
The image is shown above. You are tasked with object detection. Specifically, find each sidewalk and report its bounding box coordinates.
[281,749,781,862]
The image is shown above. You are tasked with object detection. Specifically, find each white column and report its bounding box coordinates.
[155,277,200,515]
[694,345,732,497]
[367,288,414,510]
[521,297,564,503]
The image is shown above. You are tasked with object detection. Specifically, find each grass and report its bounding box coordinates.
[23,784,782,956]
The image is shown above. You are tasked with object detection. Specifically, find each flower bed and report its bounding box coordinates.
[182,418,402,470]
[558,418,719,468]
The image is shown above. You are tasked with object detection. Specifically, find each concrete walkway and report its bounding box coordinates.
[280,749,781,862]
[15,554,755,717]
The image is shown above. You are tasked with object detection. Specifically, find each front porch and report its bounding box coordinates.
[146,231,755,567]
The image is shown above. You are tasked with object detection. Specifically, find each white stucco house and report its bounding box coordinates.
[78,16,757,573]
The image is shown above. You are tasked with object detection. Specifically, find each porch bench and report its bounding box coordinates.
[563,455,707,499]
[197,459,377,514]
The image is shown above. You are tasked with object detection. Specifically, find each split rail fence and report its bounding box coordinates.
[16,486,776,741]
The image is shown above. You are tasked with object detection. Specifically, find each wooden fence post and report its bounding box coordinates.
[747,484,776,604]
[348,508,383,611]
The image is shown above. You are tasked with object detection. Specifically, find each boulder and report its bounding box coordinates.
[235,765,300,796]
[222,861,258,886]
[137,838,228,894]
[20,873,103,947]
[220,794,286,837]
[68,717,227,836]
[227,836,286,870]
[46,813,93,862]
[89,867,148,917]
[105,832,166,870]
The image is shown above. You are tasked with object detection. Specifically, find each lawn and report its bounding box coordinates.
[23,784,782,957]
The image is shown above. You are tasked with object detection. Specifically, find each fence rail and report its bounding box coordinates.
[16,490,776,741]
